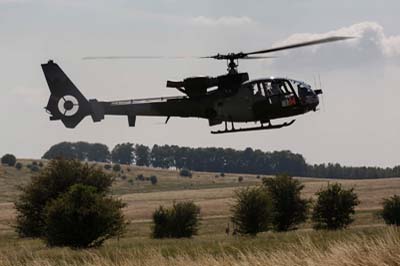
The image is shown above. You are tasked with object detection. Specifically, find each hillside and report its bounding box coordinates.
[1,159,400,234]
[1,159,400,265]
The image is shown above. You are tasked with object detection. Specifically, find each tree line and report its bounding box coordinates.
[42,141,400,179]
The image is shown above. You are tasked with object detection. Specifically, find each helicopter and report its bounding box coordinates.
[42,36,353,134]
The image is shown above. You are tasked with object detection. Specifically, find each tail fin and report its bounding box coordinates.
[41,60,91,128]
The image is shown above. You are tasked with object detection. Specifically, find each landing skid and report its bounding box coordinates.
[211,120,295,134]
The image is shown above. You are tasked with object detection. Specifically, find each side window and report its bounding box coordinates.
[264,81,272,96]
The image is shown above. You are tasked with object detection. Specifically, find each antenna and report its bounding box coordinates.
[318,74,325,112]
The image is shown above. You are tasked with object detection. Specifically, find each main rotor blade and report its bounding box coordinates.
[241,56,276,59]
[246,36,354,56]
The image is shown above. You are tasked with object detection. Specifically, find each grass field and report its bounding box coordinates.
[0,159,399,265]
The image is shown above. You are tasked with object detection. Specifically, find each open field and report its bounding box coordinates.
[0,160,400,265]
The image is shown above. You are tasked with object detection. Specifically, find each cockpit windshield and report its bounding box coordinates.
[248,79,295,97]
[288,79,313,98]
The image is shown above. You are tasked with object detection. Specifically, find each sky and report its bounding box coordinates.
[1,0,400,167]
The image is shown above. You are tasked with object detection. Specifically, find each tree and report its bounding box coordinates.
[14,159,113,237]
[42,142,110,162]
[150,175,158,185]
[44,184,125,248]
[381,195,400,226]
[263,175,309,231]
[1,154,17,166]
[87,143,111,162]
[312,183,359,230]
[135,144,150,166]
[152,201,200,238]
[112,143,134,165]
[230,187,272,236]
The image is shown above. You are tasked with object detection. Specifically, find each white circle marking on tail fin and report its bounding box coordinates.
[58,95,79,117]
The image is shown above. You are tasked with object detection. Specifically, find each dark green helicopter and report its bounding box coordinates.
[42,36,352,134]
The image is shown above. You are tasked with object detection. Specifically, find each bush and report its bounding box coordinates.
[312,183,359,230]
[15,162,23,170]
[15,159,114,238]
[30,165,40,172]
[263,175,309,231]
[381,195,400,225]
[136,174,145,181]
[1,154,16,167]
[230,187,272,236]
[112,164,121,172]
[38,162,44,167]
[152,201,200,238]
[150,175,158,185]
[32,161,38,166]
[220,172,225,177]
[238,176,244,182]
[44,184,125,248]
[104,164,111,170]
[179,168,192,178]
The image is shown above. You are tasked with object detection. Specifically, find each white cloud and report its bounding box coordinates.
[269,22,400,70]
[191,16,255,27]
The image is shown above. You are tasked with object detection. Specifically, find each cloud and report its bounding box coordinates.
[269,22,400,70]
[191,16,255,27]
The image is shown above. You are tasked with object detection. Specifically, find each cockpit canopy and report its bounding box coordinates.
[244,78,314,98]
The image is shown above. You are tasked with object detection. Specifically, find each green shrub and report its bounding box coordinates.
[15,162,23,170]
[152,201,200,238]
[1,154,16,167]
[220,172,225,177]
[44,184,125,248]
[104,164,112,170]
[230,187,272,236]
[238,176,244,182]
[136,174,145,181]
[112,164,121,172]
[14,159,113,238]
[30,165,40,172]
[312,183,359,230]
[179,168,192,178]
[381,195,400,225]
[263,175,309,231]
[150,175,158,185]
[38,162,44,167]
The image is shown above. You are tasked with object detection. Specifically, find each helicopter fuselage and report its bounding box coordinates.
[42,61,321,133]
[100,77,320,126]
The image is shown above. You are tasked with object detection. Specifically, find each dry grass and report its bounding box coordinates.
[0,227,399,266]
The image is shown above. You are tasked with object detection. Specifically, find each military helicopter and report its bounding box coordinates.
[42,36,352,134]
